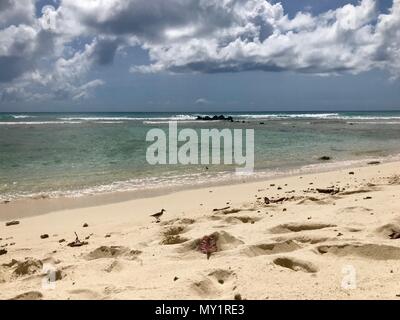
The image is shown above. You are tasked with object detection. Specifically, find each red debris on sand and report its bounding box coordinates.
[198,235,218,259]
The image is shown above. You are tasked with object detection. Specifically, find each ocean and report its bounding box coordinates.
[1,111,400,201]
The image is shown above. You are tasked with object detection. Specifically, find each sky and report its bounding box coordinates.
[0,0,399,112]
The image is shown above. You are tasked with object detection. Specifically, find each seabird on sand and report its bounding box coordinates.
[150,209,166,223]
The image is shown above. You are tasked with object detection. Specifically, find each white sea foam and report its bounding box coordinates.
[10,115,36,119]
[58,115,197,121]
[4,154,400,203]
[229,113,400,120]
[0,121,82,125]
[233,113,341,119]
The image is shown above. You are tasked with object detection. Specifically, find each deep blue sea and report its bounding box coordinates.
[1,111,400,201]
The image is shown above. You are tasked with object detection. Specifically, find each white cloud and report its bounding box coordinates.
[132,0,387,75]
[195,98,211,105]
[1,0,400,103]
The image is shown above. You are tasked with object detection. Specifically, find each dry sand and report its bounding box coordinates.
[1,161,400,300]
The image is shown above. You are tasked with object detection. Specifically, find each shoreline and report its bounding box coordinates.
[0,155,397,220]
[1,160,400,299]
[1,161,400,299]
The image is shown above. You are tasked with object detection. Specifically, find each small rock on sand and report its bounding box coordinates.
[40,234,49,239]
[5,220,20,227]
[0,249,7,255]
[83,223,89,228]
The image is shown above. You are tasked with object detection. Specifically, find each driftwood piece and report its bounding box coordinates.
[67,232,89,247]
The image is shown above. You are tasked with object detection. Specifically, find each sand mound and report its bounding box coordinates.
[179,231,244,254]
[85,246,142,260]
[269,222,336,234]
[243,240,301,257]
[10,291,43,300]
[375,222,400,238]
[163,226,186,236]
[213,207,242,215]
[161,235,189,245]
[316,243,400,260]
[297,197,331,205]
[161,218,195,226]
[273,257,318,273]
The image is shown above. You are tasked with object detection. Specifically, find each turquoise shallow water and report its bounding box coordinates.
[1,111,400,201]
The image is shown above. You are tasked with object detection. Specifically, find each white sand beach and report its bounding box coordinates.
[1,161,400,300]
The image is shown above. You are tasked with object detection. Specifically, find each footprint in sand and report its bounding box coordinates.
[271,234,330,245]
[104,260,124,273]
[243,240,301,257]
[273,256,318,273]
[85,246,142,261]
[208,269,235,285]
[337,206,373,214]
[269,222,336,234]
[224,216,261,224]
[190,278,220,298]
[68,289,103,300]
[316,243,400,260]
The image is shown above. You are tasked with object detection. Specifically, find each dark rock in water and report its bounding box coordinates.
[319,156,331,161]
[367,161,381,165]
[0,249,7,255]
[40,234,49,239]
[259,122,265,124]
[5,220,20,227]
[196,115,233,122]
